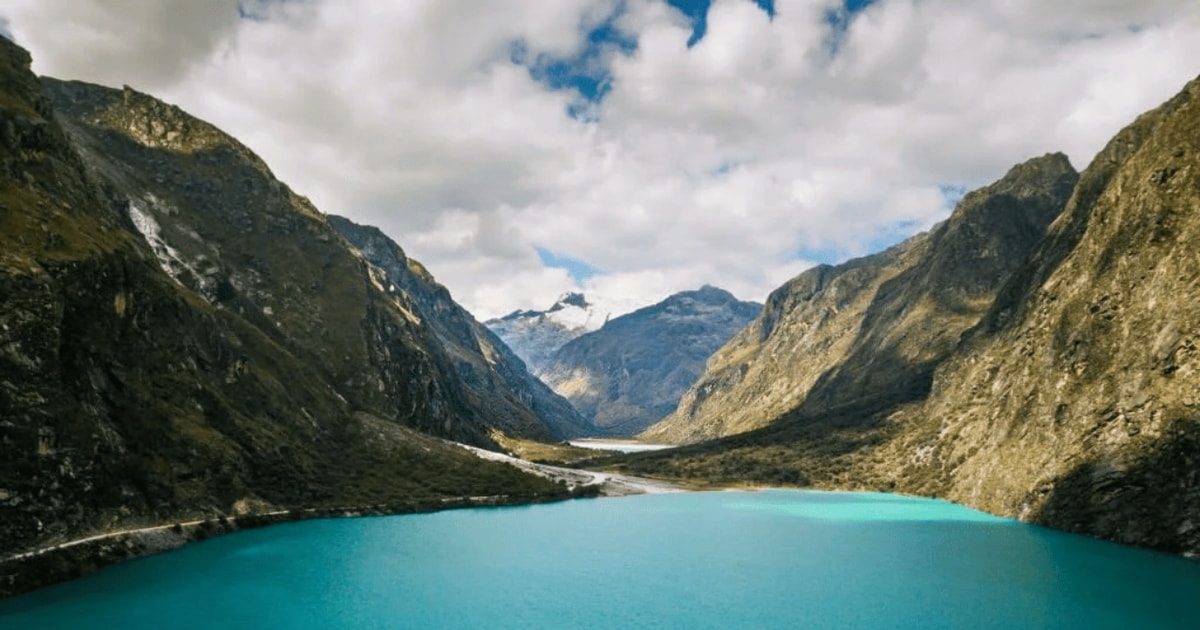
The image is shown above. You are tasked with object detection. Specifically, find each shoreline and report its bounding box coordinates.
[0,493,565,601]
[1,445,686,601]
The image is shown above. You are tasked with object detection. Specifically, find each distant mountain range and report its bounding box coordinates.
[537,286,761,436]
[488,287,760,437]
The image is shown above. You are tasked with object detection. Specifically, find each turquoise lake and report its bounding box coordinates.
[3,490,1199,629]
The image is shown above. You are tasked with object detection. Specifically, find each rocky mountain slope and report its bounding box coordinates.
[485,292,613,373]
[540,286,761,436]
[644,154,1078,444]
[0,38,569,595]
[328,216,590,439]
[640,238,931,443]
[37,76,579,447]
[882,74,1200,552]
[618,75,1200,555]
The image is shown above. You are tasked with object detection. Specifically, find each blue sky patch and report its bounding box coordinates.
[794,244,848,265]
[796,216,930,266]
[667,0,776,46]
[824,0,877,56]
[939,184,968,208]
[516,0,875,118]
[865,218,924,254]
[536,246,603,282]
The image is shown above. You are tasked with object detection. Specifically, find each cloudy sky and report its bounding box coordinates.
[4,1,1200,319]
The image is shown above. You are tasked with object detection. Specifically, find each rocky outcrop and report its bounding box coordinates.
[0,37,568,596]
[540,286,761,436]
[329,216,590,439]
[644,154,1078,444]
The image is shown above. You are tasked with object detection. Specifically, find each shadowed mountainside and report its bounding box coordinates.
[328,215,591,439]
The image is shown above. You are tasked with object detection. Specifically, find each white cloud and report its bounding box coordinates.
[5,0,1200,319]
[2,0,243,89]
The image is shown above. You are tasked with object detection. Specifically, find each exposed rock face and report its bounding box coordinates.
[644,154,1078,444]
[40,76,575,446]
[539,286,761,436]
[485,292,612,373]
[620,76,1200,556]
[0,37,567,594]
[328,216,590,439]
[882,75,1200,553]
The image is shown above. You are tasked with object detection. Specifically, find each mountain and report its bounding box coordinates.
[640,238,931,443]
[0,39,569,596]
[539,286,762,436]
[618,75,1200,555]
[328,216,590,439]
[485,292,615,373]
[884,75,1200,552]
[643,154,1078,444]
[37,75,580,447]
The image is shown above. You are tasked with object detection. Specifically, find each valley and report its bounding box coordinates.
[2,6,1200,625]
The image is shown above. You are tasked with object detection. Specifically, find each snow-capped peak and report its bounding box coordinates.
[486,291,652,372]
[544,292,604,332]
[548,292,589,311]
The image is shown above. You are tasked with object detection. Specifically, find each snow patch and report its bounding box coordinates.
[544,302,598,331]
[128,201,184,280]
[127,199,219,301]
[541,292,644,332]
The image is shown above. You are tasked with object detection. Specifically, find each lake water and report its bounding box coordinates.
[568,439,674,453]
[3,490,1198,629]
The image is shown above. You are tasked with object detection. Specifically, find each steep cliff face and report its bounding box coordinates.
[877,75,1200,553]
[328,216,590,439]
[644,154,1077,444]
[0,38,566,592]
[539,286,761,436]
